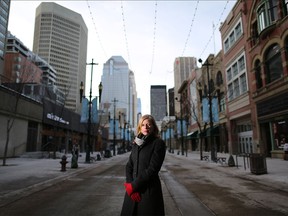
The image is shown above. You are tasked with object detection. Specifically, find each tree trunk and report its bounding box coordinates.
[2,119,11,166]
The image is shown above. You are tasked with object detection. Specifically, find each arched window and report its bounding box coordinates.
[216,71,223,86]
[264,43,283,84]
[254,59,262,89]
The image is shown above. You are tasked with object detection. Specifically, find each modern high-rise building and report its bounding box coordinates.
[0,0,11,78]
[174,57,197,115]
[100,56,137,128]
[32,2,88,113]
[150,85,167,122]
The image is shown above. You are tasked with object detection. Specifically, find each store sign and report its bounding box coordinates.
[47,113,69,125]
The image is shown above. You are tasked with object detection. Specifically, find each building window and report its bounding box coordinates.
[264,43,283,84]
[228,84,233,101]
[284,0,288,16]
[240,74,247,93]
[257,0,278,33]
[216,71,223,86]
[238,56,245,72]
[233,79,240,97]
[219,92,226,112]
[227,68,232,81]
[254,59,263,89]
[223,18,243,53]
[232,63,238,77]
[226,53,248,101]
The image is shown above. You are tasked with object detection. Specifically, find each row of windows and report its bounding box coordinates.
[226,54,248,101]
[0,6,8,17]
[53,14,81,31]
[52,25,80,41]
[1,0,9,11]
[41,14,80,34]
[51,36,79,53]
[46,30,79,45]
[224,19,243,53]
[0,14,7,25]
[49,55,78,71]
[0,22,6,34]
[41,19,80,39]
[52,18,80,34]
[51,47,79,60]
[226,55,245,82]
[40,26,80,45]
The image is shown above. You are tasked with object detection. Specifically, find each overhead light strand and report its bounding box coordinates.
[199,0,231,58]
[121,1,132,69]
[181,1,199,56]
[86,0,108,59]
[150,1,158,74]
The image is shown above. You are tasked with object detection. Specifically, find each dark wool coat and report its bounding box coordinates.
[120,135,166,216]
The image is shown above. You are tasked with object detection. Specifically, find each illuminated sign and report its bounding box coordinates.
[47,113,69,125]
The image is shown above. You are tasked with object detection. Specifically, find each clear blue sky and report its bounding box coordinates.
[8,0,236,114]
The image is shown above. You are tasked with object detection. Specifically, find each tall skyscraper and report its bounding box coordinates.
[174,57,197,114]
[32,2,88,112]
[0,0,11,78]
[150,85,167,121]
[100,56,137,128]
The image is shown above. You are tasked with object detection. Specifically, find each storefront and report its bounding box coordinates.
[42,99,86,154]
[257,92,288,158]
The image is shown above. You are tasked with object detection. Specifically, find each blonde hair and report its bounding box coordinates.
[136,114,159,137]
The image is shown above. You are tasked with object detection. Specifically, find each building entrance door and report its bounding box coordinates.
[238,131,253,153]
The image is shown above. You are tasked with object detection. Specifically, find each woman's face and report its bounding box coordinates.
[140,119,153,136]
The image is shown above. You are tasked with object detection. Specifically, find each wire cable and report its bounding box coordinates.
[121,1,131,69]
[86,0,108,59]
[181,1,199,56]
[150,1,158,74]
[199,0,231,58]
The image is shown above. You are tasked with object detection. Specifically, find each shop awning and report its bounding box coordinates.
[205,126,219,136]
[186,131,198,139]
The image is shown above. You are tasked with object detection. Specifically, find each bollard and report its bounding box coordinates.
[60,155,68,171]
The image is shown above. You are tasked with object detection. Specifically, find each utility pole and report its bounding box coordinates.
[112,98,118,156]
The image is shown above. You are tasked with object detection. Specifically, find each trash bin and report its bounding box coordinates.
[249,153,267,175]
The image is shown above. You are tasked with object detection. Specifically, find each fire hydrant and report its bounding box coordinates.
[60,155,68,171]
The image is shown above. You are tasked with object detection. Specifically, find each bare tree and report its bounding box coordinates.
[187,94,207,161]
[2,59,37,166]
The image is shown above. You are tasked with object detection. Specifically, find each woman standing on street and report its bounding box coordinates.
[120,114,166,216]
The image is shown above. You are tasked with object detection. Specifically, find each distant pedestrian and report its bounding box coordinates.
[283,139,288,160]
[120,114,166,216]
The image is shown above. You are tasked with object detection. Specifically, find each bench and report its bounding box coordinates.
[216,157,227,164]
[202,155,209,161]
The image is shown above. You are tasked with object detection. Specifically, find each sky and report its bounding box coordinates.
[8,0,236,115]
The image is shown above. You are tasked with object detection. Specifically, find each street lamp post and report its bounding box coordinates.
[198,58,216,162]
[169,121,172,153]
[86,59,98,163]
[112,98,118,156]
[175,97,184,156]
[98,82,103,103]
[80,79,103,162]
[79,59,99,163]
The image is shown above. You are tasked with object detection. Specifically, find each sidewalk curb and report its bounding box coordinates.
[169,153,288,193]
[0,161,100,208]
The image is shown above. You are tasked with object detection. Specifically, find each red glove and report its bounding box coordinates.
[124,183,133,196]
[131,192,141,202]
